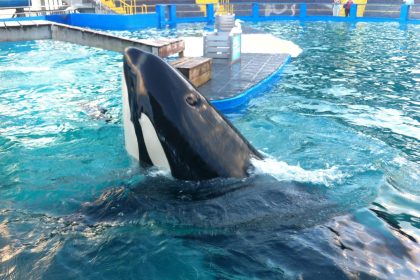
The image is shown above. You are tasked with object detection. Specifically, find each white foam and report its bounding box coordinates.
[322,86,361,97]
[297,101,420,141]
[0,66,50,72]
[347,106,420,140]
[410,68,420,74]
[147,168,172,178]
[251,158,346,187]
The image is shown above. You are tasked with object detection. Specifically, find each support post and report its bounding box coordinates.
[400,4,410,22]
[300,3,307,19]
[206,4,215,24]
[252,3,259,21]
[350,4,357,19]
[169,4,177,26]
[155,4,166,28]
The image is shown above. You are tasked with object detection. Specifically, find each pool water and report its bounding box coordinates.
[1,22,419,279]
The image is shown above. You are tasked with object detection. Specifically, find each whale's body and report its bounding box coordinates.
[122,47,262,180]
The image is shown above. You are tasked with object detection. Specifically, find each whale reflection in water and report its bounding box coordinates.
[80,175,337,230]
[74,173,419,279]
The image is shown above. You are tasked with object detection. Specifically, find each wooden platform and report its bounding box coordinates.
[0,20,184,57]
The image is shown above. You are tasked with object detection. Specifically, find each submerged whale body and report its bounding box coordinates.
[122,47,262,180]
[79,175,337,230]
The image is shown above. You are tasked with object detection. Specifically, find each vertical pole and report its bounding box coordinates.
[300,3,307,19]
[169,4,177,26]
[350,4,357,19]
[400,4,410,22]
[252,2,259,21]
[156,4,166,28]
[206,3,214,24]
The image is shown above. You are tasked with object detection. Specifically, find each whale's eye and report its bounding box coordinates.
[186,93,199,106]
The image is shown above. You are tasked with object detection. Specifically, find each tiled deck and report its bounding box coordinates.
[199,53,289,101]
[182,30,300,107]
[0,20,184,57]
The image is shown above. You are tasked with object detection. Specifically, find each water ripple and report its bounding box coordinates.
[1,22,419,279]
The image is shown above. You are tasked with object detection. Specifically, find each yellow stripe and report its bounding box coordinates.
[195,0,233,16]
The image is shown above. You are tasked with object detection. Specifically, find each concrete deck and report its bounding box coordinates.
[0,20,184,57]
[0,20,300,110]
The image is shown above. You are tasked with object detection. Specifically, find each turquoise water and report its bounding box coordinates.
[0,22,419,279]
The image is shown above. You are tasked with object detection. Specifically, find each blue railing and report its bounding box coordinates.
[153,3,420,28]
[0,0,30,8]
[1,3,419,30]
[156,3,420,27]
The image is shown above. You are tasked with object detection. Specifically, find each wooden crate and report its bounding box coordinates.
[171,57,212,87]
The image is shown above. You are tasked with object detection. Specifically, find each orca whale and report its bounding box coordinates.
[122,47,262,180]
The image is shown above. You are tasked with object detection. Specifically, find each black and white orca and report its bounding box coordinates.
[122,47,262,180]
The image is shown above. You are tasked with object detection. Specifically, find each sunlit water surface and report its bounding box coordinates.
[0,22,419,279]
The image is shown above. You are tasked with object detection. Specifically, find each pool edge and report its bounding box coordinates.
[210,55,292,112]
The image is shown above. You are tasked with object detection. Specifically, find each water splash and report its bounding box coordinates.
[147,168,172,178]
[251,158,346,187]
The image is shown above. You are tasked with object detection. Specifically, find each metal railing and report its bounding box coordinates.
[99,0,152,15]
[2,2,419,26]
[13,9,75,17]
[175,4,206,18]
[173,1,234,19]
[97,0,235,16]
[156,2,419,28]
[217,0,233,15]
[0,5,79,18]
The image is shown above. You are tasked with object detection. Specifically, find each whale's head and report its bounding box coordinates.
[122,47,261,180]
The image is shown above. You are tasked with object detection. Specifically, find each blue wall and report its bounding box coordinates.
[2,3,419,28]
[158,3,419,27]
[45,14,67,24]
[66,13,159,30]
[0,0,30,8]
[1,13,159,30]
